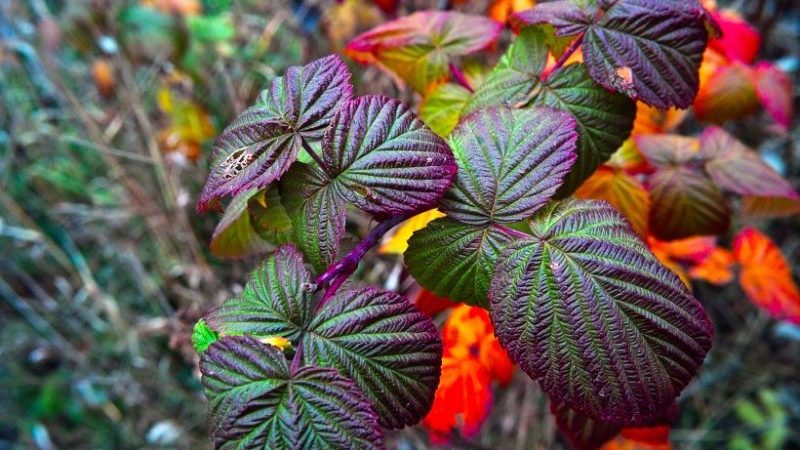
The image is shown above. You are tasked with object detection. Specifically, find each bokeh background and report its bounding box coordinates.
[1,0,799,449]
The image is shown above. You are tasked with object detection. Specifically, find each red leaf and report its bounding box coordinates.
[754,62,794,132]
[693,60,759,124]
[413,289,455,317]
[423,305,515,441]
[707,9,761,64]
[734,228,800,324]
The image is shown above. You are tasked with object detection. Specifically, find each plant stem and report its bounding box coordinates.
[542,33,584,82]
[301,139,326,168]
[495,223,532,240]
[449,63,474,93]
[313,211,414,306]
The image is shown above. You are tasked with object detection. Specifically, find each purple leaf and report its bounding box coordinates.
[551,401,621,450]
[321,95,456,218]
[198,55,353,212]
[303,287,442,428]
[513,0,711,109]
[489,199,713,425]
[439,106,578,225]
[201,336,383,449]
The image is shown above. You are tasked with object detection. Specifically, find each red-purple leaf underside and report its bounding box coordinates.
[700,127,799,199]
[489,199,713,425]
[200,336,383,450]
[439,106,578,225]
[198,55,352,212]
[322,95,456,218]
[513,0,710,109]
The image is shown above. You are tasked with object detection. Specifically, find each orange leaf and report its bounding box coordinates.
[689,248,735,285]
[631,102,687,136]
[648,235,718,288]
[739,196,800,220]
[424,305,514,441]
[575,167,650,236]
[694,60,759,124]
[379,209,445,254]
[91,59,115,98]
[488,0,535,24]
[734,228,800,324]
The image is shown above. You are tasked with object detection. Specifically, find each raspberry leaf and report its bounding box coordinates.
[198,55,352,211]
[302,288,442,428]
[200,336,383,450]
[489,199,713,425]
[439,106,578,225]
[467,28,635,195]
[513,0,712,109]
[405,218,515,308]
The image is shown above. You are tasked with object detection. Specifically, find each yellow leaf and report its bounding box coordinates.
[379,209,445,254]
[575,167,649,236]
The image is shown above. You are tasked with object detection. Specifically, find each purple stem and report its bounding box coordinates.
[542,33,584,82]
[301,139,326,168]
[495,223,532,240]
[449,63,474,93]
[313,211,415,308]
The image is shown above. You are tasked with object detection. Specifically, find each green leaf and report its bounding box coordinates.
[647,166,731,240]
[281,164,347,272]
[201,336,383,449]
[198,55,352,211]
[489,199,713,425]
[405,218,515,307]
[210,189,272,259]
[345,11,502,92]
[204,244,443,429]
[321,95,456,218]
[206,245,312,341]
[249,187,294,244]
[467,28,635,195]
[440,106,578,225]
[513,0,712,109]
[420,82,473,137]
[302,288,442,428]
[192,319,218,353]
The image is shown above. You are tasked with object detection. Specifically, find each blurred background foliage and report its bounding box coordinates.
[0,0,799,449]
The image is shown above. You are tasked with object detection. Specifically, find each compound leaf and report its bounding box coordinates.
[466,28,635,195]
[202,245,443,430]
[513,0,711,109]
[648,166,731,240]
[345,11,501,92]
[198,55,352,211]
[200,336,383,450]
[302,288,442,429]
[439,106,578,225]
[405,217,515,308]
[322,96,456,218]
[205,244,311,341]
[489,199,713,425]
